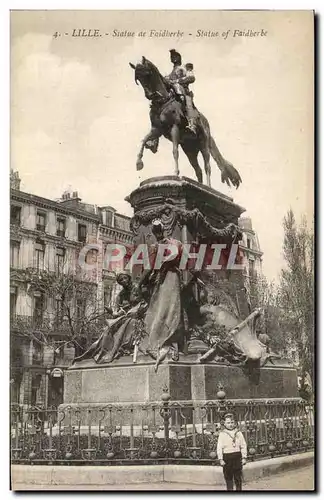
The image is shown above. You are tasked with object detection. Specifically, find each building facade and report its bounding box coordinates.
[238,216,263,278]
[238,216,263,309]
[10,171,132,407]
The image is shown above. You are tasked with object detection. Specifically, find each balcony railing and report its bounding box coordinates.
[10,392,314,465]
[10,315,72,335]
[11,315,41,330]
[10,219,21,226]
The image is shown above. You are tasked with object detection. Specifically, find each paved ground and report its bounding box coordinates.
[244,465,314,491]
[13,465,314,491]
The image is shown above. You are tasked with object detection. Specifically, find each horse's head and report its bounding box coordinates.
[129,57,168,101]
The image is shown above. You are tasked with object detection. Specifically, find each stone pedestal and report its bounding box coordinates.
[126,175,245,232]
[126,175,249,317]
[64,357,298,405]
[62,359,298,426]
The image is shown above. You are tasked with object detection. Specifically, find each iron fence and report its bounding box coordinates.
[10,392,314,465]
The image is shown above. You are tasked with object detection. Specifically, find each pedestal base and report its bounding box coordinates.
[64,358,298,405]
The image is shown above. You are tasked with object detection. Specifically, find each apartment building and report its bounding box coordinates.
[10,171,132,407]
[238,216,263,278]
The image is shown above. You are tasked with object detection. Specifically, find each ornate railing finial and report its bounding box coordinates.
[161,385,171,402]
[216,383,226,400]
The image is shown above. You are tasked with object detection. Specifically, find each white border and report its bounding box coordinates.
[2,2,320,499]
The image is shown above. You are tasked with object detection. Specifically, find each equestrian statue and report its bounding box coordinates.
[129,49,242,188]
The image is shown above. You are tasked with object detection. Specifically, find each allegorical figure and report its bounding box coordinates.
[165,48,198,134]
[139,219,184,370]
[73,273,147,365]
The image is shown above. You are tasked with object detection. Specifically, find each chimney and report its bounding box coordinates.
[60,189,81,208]
[10,170,21,191]
[239,217,253,232]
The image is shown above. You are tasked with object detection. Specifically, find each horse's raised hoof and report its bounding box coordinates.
[136,160,144,171]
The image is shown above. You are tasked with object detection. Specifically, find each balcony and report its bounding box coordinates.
[10,315,72,336]
[11,315,46,331]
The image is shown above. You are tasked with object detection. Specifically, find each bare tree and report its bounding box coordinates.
[248,273,288,355]
[278,209,314,386]
[12,263,109,360]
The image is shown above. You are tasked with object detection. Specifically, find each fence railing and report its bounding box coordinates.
[10,391,314,465]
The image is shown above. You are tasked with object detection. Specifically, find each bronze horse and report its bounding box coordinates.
[129,57,242,188]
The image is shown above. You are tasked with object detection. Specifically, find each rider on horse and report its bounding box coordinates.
[165,49,198,135]
[130,54,241,188]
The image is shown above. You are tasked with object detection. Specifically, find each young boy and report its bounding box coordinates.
[217,413,247,491]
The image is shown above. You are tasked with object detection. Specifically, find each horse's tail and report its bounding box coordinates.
[197,112,242,188]
[198,113,224,166]
[209,135,223,167]
[209,134,242,189]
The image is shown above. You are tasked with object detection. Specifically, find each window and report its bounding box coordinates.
[247,238,251,249]
[56,217,66,237]
[76,298,86,320]
[105,210,114,227]
[32,343,43,365]
[55,247,65,274]
[33,294,44,326]
[114,215,130,232]
[75,249,81,272]
[249,259,255,277]
[78,224,87,243]
[55,299,64,324]
[10,286,17,319]
[101,208,115,227]
[10,241,20,268]
[35,241,45,270]
[36,211,46,232]
[104,281,113,310]
[31,374,42,403]
[10,206,21,226]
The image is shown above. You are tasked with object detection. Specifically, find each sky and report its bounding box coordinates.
[10,10,314,282]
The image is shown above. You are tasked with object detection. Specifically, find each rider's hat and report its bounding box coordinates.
[169,49,182,60]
